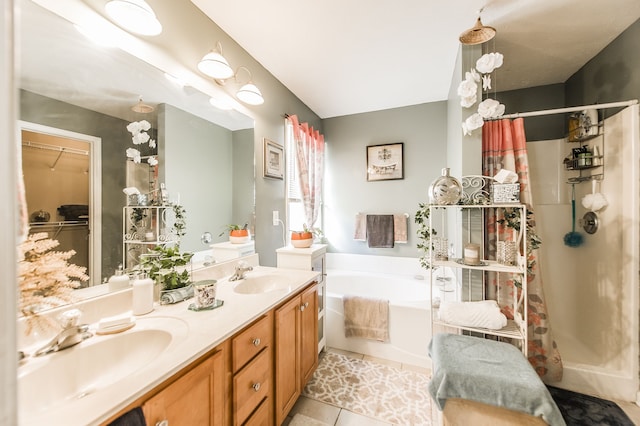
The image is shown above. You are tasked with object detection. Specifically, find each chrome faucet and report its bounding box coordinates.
[229,261,253,281]
[33,309,92,357]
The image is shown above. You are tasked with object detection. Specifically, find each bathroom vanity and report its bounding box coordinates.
[17,255,320,426]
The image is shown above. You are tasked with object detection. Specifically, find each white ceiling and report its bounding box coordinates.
[191,0,640,119]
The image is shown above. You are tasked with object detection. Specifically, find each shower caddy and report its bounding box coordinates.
[428,176,528,356]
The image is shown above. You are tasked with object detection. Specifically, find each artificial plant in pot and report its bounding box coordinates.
[220,223,250,244]
[290,223,322,248]
[139,245,194,291]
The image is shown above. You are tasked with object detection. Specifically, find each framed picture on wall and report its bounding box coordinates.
[263,138,284,179]
[366,142,404,181]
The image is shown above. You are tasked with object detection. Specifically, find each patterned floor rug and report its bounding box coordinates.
[302,352,432,425]
[547,386,635,426]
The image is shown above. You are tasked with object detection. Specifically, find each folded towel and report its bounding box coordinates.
[393,214,408,243]
[160,285,194,304]
[354,213,366,241]
[438,300,507,330]
[343,295,389,342]
[428,333,566,426]
[366,214,394,248]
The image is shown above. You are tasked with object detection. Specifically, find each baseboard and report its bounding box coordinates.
[558,362,638,402]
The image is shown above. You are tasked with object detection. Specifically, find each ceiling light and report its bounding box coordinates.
[198,42,234,80]
[459,11,496,45]
[105,0,162,36]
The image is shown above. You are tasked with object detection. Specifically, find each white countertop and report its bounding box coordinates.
[18,262,320,426]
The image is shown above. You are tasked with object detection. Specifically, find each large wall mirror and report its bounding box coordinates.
[18,0,256,301]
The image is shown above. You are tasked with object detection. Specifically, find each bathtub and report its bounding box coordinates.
[325,253,432,368]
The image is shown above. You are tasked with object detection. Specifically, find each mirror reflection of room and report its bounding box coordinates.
[22,129,90,287]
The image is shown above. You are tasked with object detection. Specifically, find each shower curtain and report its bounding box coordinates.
[482,118,563,382]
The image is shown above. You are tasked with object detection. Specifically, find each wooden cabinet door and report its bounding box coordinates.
[299,284,318,385]
[274,295,300,425]
[143,349,225,426]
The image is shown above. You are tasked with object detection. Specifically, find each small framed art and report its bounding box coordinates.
[366,142,404,181]
[263,138,284,179]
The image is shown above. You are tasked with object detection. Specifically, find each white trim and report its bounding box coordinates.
[18,121,102,286]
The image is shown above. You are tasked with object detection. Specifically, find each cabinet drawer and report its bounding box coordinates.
[234,348,271,425]
[243,397,270,426]
[233,313,272,373]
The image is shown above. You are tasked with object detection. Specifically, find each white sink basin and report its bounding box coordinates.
[18,316,188,415]
[233,272,293,294]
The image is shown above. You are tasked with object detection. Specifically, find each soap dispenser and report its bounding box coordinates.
[108,264,130,291]
[132,273,154,315]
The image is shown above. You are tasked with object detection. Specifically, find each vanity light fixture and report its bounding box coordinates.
[198,42,234,80]
[234,67,264,106]
[105,0,162,36]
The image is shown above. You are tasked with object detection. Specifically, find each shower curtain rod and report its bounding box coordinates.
[497,99,638,119]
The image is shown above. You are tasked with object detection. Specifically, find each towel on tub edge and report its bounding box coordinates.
[343,295,390,342]
[438,300,507,330]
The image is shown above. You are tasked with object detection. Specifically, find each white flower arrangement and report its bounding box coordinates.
[477,98,506,119]
[462,113,485,136]
[126,119,157,166]
[476,52,504,74]
[458,52,506,135]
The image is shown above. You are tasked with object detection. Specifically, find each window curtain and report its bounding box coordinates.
[286,115,325,229]
[482,118,563,383]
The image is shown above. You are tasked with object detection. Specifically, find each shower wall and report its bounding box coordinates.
[527,106,639,400]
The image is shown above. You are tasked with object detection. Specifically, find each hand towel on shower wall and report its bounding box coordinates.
[366,214,395,248]
[343,295,390,342]
[354,213,366,241]
[393,214,408,243]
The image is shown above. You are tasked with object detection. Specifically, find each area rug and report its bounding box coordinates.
[547,386,634,426]
[302,352,432,425]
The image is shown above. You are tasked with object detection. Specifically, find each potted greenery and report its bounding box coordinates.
[139,245,194,291]
[220,223,250,244]
[290,223,322,248]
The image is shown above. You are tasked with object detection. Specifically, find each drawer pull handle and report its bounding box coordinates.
[156,421,169,426]
[252,338,261,346]
[252,382,261,392]
[300,302,309,311]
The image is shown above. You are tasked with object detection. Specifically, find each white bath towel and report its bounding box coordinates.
[343,295,390,342]
[354,213,366,241]
[393,214,408,244]
[438,300,507,330]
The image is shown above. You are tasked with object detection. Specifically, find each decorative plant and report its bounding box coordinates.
[18,233,89,334]
[170,203,187,239]
[291,223,323,240]
[138,245,194,291]
[414,202,437,270]
[497,207,542,288]
[219,223,249,237]
[125,119,157,166]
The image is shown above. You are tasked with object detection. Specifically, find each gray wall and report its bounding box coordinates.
[232,128,256,232]
[322,102,447,257]
[160,103,234,252]
[566,19,640,117]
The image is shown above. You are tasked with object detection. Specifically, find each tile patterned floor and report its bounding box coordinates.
[283,347,640,426]
[282,348,430,426]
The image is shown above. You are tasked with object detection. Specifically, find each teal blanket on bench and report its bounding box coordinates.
[428,333,566,426]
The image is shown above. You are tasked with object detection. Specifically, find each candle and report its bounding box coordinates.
[464,243,480,265]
